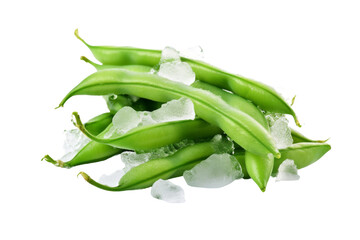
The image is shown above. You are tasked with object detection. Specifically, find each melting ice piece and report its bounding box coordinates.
[151,179,185,203]
[266,113,293,149]
[151,98,195,123]
[138,111,156,126]
[158,62,196,85]
[211,134,235,154]
[160,46,181,63]
[112,107,142,135]
[98,170,125,187]
[158,46,195,85]
[183,153,243,188]
[276,159,300,181]
[138,139,196,160]
[121,151,151,172]
[61,129,90,162]
[180,45,204,59]
[147,144,177,160]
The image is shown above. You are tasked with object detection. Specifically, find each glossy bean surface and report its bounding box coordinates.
[78,141,222,191]
[74,112,222,150]
[59,69,280,157]
[75,30,299,126]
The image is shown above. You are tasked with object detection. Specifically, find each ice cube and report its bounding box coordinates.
[138,111,156,126]
[98,170,125,187]
[183,153,243,188]
[173,139,195,149]
[61,129,90,162]
[211,134,235,154]
[180,45,204,59]
[112,107,142,134]
[266,113,293,149]
[121,151,151,172]
[276,159,300,181]
[160,46,181,64]
[151,179,185,203]
[158,61,195,85]
[137,139,195,160]
[151,98,195,123]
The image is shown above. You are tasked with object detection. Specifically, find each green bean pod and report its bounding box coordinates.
[244,152,274,192]
[75,29,300,126]
[81,57,268,130]
[77,142,330,191]
[235,142,331,179]
[291,128,328,144]
[81,56,152,72]
[272,142,331,173]
[191,80,269,130]
[73,112,222,150]
[42,124,122,168]
[59,69,280,158]
[78,141,226,191]
[84,112,113,135]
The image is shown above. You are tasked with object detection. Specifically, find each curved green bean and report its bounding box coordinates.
[78,141,227,191]
[75,29,300,126]
[235,142,331,180]
[81,57,268,130]
[73,112,222,150]
[81,56,152,72]
[291,128,328,144]
[59,69,280,158]
[272,142,331,173]
[76,142,330,191]
[42,124,122,168]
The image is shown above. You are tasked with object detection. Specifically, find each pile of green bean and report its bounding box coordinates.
[42,29,331,193]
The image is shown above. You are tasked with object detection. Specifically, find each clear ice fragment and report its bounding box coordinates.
[157,46,195,85]
[112,107,142,135]
[151,98,195,123]
[276,159,300,181]
[160,46,181,63]
[266,113,293,149]
[98,170,125,187]
[180,45,204,59]
[158,62,195,85]
[121,151,151,172]
[151,179,185,203]
[61,129,90,162]
[138,111,156,126]
[211,134,235,154]
[183,153,243,188]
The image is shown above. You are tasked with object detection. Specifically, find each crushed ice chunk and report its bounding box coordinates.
[157,46,195,85]
[160,46,181,63]
[266,113,293,149]
[211,134,235,154]
[112,107,142,134]
[158,62,195,85]
[98,170,125,187]
[183,153,243,188]
[61,129,90,162]
[137,139,196,159]
[121,151,151,172]
[180,45,204,59]
[151,98,195,123]
[151,179,185,203]
[276,159,300,181]
[104,98,195,138]
[137,111,156,126]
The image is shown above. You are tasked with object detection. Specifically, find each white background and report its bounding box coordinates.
[1,0,359,239]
